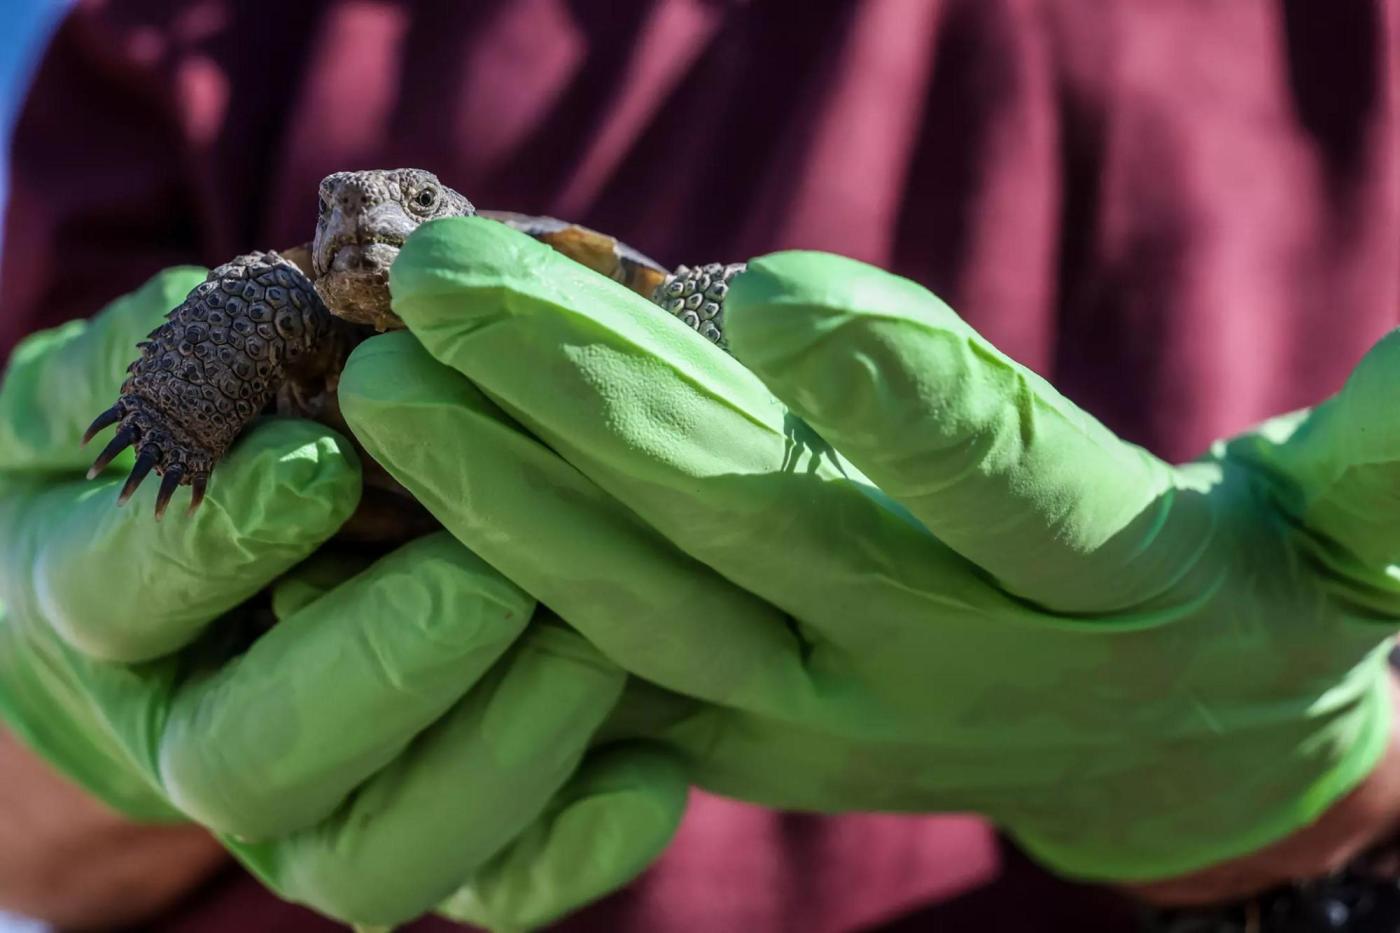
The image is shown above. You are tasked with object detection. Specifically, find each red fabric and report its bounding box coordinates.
[156,804,1132,933]
[3,1,1398,930]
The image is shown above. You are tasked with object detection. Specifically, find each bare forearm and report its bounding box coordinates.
[0,730,227,929]
[1123,674,1400,907]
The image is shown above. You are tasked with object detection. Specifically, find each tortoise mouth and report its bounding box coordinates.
[314,265,399,328]
[326,236,404,274]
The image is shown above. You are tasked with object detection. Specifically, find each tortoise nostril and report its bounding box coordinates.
[338,189,364,212]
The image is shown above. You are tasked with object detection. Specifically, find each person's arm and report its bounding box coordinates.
[0,729,225,929]
[0,12,274,924]
[341,216,1400,904]
[1121,674,1400,906]
[0,268,688,930]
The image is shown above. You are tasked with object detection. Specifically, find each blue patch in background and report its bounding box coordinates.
[0,9,78,926]
[0,0,72,262]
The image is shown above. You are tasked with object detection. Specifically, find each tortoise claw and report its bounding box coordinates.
[83,395,220,515]
[117,447,159,506]
[187,474,209,516]
[82,403,125,446]
[154,466,183,521]
[87,425,136,479]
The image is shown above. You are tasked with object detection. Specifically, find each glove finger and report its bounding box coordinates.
[0,607,184,821]
[384,219,1020,649]
[0,267,207,475]
[0,418,361,663]
[339,331,822,718]
[225,621,625,929]
[724,252,1215,612]
[268,548,377,621]
[1228,330,1400,586]
[439,743,687,931]
[158,532,532,841]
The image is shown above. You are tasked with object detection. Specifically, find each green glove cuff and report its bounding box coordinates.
[1013,649,1393,881]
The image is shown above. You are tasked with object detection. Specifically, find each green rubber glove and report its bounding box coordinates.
[339,215,1400,884]
[0,271,685,930]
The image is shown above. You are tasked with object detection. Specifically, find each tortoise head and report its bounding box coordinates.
[311,168,476,329]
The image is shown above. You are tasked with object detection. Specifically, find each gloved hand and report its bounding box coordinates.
[339,215,1400,889]
[0,270,685,931]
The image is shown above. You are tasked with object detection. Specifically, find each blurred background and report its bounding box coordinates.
[0,0,67,262]
[1,3,1396,932]
[0,4,71,929]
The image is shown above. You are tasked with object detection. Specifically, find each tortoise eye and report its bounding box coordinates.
[414,187,438,210]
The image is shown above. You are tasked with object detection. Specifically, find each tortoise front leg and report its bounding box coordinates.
[479,212,746,349]
[84,251,351,519]
[650,262,747,349]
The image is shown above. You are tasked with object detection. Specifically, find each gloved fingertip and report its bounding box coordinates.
[93,266,211,355]
[206,419,363,538]
[268,550,375,621]
[567,744,689,807]
[339,329,453,407]
[1337,328,1400,449]
[442,745,687,932]
[343,328,423,370]
[390,215,538,325]
[725,250,851,311]
[137,265,212,312]
[725,250,951,376]
[337,333,496,476]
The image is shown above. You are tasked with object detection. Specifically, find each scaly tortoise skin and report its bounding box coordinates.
[83,169,745,525]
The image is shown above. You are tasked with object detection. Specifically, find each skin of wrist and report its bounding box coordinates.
[1121,674,1400,907]
[0,729,227,929]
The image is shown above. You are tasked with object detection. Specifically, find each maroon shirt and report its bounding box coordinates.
[4,1,1397,930]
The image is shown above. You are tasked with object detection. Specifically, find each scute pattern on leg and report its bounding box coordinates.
[651,262,747,348]
[85,251,346,517]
